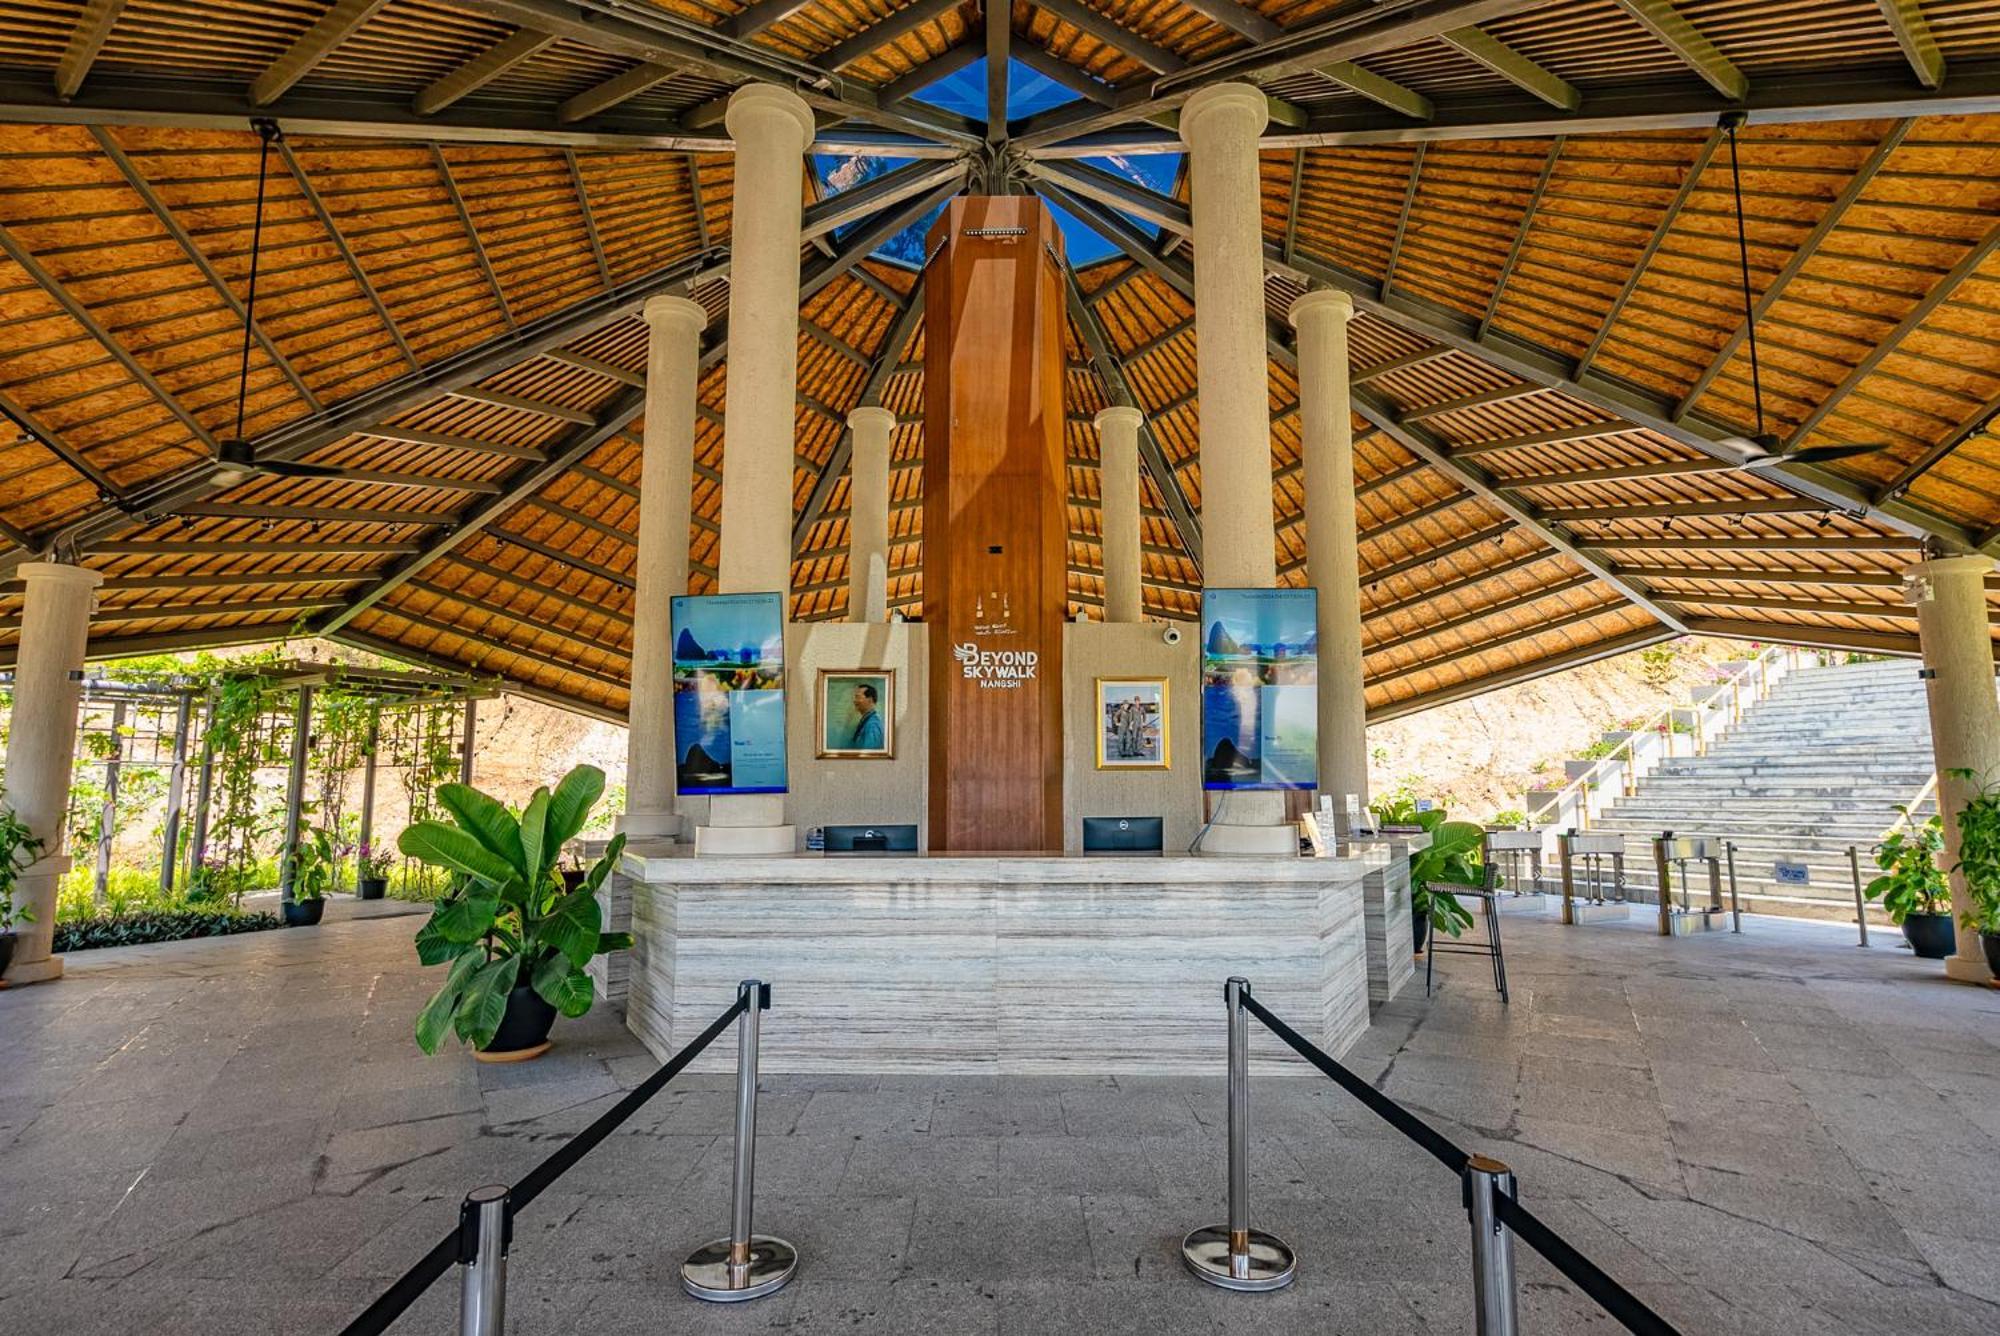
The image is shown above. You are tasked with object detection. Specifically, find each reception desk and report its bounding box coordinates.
[620,850,1381,1074]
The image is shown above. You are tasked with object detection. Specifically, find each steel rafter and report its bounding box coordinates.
[56,0,128,100]
[1367,625,1678,722]
[274,134,419,369]
[414,27,557,116]
[1609,0,1746,100]
[252,0,390,106]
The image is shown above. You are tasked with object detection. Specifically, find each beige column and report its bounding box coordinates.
[1,561,101,984]
[1095,406,1144,623]
[717,83,815,598]
[700,83,812,855]
[1184,82,1290,854]
[622,294,707,843]
[846,406,895,624]
[1911,554,2000,983]
[1292,289,1368,816]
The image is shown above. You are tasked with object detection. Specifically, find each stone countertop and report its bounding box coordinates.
[623,848,1380,886]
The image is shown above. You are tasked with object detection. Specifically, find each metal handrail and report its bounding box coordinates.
[1879,771,1940,841]
[1526,643,1795,831]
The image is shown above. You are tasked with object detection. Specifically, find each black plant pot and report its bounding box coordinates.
[1983,931,2000,978]
[357,877,387,901]
[560,869,587,893]
[0,930,15,979]
[1901,911,1955,960]
[283,897,326,928]
[482,983,557,1059]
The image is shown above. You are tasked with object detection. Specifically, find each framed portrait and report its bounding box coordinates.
[1095,677,1170,770]
[818,669,895,759]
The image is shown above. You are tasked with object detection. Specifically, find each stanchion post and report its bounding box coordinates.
[1182,977,1295,1291]
[1652,838,1672,936]
[1464,1156,1519,1336]
[458,1185,510,1336]
[1725,841,1742,933]
[682,980,797,1302]
[1849,845,1870,948]
[1558,831,1576,926]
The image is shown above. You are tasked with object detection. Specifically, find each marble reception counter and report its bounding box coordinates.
[620,850,1380,1074]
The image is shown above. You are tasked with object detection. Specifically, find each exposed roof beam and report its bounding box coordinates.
[800,174,966,301]
[1787,217,2000,451]
[358,426,547,459]
[1538,497,1824,521]
[987,7,1009,143]
[881,42,982,104]
[274,134,420,369]
[1353,345,1454,384]
[559,62,678,124]
[365,600,631,691]
[1362,544,1555,619]
[1478,136,1561,337]
[729,0,815,38]
[1448,422,1638,458]
[1610,563,1907,589]
[1013,0,1546,149]
[823,0,967,70]
[251,0,391,106]
[792,289,925,549]
[1313,61,1433,120]
[1494,457,1731,489]
[1608,0,1746,100]
[1876,1,1944,89]
[328,627,627,725]
[802,158,967,240]
[1034,0,1185,74]
[1381,142,1425,299]
[1400,382,1544,421]
[92,539,422,556]
[1575,125,1723,376]
[414,27,557,115]
[55,0,127,100]
[1368,602,1631,688]
[1184,0,1280,42]
[1680,617,1922,657]
[1012,42,1118,109]
[0,596,339,633]
[96,567,374,592]
[1662,590,1915,620]
[0,385,130,508]
[1367,625,1678,723]
[544,349,642,387]
[1438,27,1579,110]
[175,501,452,525]
[1364,571,1599,657]
[1584,534,1922,553]
[1674,118,1911,421]
[432,145,517,329]
[565,148,614,288]
[1873,385,2000,503]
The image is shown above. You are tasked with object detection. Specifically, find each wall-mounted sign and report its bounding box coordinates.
[671,592,787,795]
[1200,587,1319,791]
[1772,860,1811,886]
[952,642,1039,689]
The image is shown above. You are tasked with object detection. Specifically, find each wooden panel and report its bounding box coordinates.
[923,196,1067,852]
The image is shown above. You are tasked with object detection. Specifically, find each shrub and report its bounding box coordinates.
[53,909,283,951]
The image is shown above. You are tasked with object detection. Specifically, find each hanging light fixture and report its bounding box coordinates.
[1713,111,1890,473]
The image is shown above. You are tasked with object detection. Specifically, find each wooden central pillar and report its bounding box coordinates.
[923,197,1068,851]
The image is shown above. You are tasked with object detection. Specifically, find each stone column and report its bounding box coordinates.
[1,562,101,984]
[700,83,812,855]
[717,83,814,599]
[1184,82,1290,854]
[623,294,707,843]
[1911,554,2000,983]
[1292,288,1368,816]
[1095,406,1143,623]
[846,405,895,624]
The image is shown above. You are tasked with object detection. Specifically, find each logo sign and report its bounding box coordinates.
[952,641,1039,689]
[1772,860,1811,886]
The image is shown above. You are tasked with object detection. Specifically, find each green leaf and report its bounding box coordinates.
[583,832,627,896]
[415,951,482,1054]
[435,783,527,877]
[518,789,552,887]
[597,931,633,953]
[399,820,519,890]
[457,954,523,1049]
[532,953,596,1018]
[544,765,605,852]
[537,885,602,968]
[434,888,501,943]
[413,914,468,966]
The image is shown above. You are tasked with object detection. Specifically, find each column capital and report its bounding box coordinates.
[1094,405,1143,435]
[14,560,104,590]
[846,405,896,436]
[1908,554,1997,585]
[1288,288,1354,330]
[725,83,816,155]
[1180,83,1268,143]
[642,293,707,334]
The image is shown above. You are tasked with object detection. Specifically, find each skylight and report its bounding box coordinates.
[810,57,1184,269]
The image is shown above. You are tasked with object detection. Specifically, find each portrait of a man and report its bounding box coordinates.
[818,670,895,759]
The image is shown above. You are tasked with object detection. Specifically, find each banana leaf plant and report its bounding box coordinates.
[400,765,630,1054]
[1405,810,1486,938]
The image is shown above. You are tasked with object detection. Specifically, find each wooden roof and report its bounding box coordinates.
[0,0,1996,722]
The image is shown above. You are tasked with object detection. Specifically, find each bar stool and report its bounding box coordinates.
[1423,863,1509,1004]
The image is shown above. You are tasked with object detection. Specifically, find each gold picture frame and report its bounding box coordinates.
[817,668,896,759]
[1095,676,1170,770]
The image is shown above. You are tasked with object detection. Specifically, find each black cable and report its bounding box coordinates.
[1238,990,1470,1174]
[233,120,278,445]
[335,1230,460,1336]
[1724,115,1765,439]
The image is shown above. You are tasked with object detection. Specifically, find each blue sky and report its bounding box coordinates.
[809,57,1182,267]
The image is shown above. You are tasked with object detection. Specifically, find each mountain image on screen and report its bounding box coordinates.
[1205,622,1243,655]
[679,741,728,784]
[1205,735,1258,783]
[675,627,706,661]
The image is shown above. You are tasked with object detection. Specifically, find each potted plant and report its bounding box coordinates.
[355,842,391,901]
[1864,807,1953,959]
[0,806,44,979]
[281,825,334,927]
[1371,796,1481,952]
[1944,767,2000,976]
[401,765,631,1062]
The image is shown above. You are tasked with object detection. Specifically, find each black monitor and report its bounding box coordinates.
[822,823,919,855]
[1082,816,1164,855]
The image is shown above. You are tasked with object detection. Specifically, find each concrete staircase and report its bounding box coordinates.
[1590,659,1936,919]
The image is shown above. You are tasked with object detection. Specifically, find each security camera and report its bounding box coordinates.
[1162,626,1183,646]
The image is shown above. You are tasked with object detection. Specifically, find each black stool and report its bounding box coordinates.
[1423,879,1509,1004]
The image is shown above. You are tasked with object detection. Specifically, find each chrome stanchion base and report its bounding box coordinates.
[1181,1225,1296,1292]
[681,1235,798,1303]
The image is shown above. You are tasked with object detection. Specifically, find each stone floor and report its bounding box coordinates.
[2,908,1998,1335]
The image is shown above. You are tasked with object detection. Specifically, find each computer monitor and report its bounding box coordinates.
[1082,816,1164,855]
[822,823,919,855]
